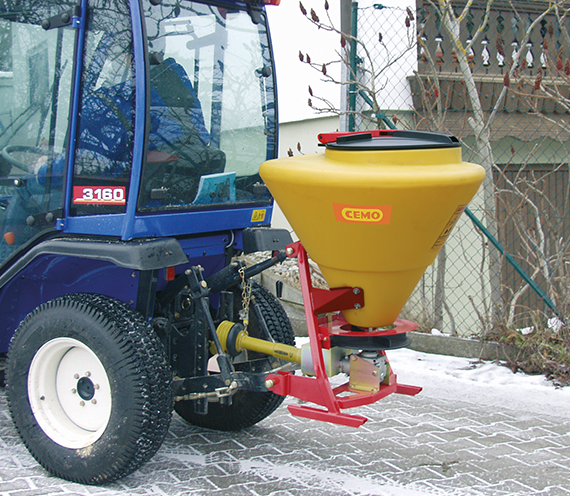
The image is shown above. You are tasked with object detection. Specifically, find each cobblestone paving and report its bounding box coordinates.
[2,356,570,496]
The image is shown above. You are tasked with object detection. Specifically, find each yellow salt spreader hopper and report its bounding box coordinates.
[220,130,485,427]
[261,130,485,329]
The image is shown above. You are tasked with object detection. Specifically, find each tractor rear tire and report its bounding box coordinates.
[174,281,294,431]
[6,293,172,485]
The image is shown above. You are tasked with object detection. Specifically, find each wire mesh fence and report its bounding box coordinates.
[347,1,570,338]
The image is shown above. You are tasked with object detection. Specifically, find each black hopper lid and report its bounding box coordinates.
[326,130,461,151]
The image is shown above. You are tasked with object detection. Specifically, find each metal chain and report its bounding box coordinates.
[238,265,252,331]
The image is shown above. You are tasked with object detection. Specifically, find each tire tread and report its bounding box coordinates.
[6,293,172,485]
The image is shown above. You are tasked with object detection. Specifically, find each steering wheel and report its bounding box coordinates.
[1,145,49,174]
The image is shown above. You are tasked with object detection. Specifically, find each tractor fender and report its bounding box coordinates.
[0,236,189,353]
[0,236,188,291]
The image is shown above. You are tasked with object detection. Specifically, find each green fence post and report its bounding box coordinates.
[348,1,358,132]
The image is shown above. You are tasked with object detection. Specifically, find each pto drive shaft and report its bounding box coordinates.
[215,321,388,390]
[216,320,301,363]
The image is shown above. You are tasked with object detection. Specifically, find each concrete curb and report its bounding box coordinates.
[405,330,517,362]
[258,271,517,363]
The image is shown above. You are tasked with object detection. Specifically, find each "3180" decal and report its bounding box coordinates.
[73,186,126,205]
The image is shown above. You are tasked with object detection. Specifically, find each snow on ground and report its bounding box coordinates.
[386,347,570,420]
[239,459,469,496]
[295,337,570,420]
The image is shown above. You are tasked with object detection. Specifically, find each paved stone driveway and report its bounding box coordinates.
[1,350,569,496]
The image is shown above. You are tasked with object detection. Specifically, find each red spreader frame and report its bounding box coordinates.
[265,241,422,428]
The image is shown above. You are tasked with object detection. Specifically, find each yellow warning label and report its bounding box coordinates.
[431,205,467,249]
[251,209,267,223]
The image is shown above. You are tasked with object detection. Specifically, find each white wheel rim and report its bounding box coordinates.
[28,337,112,449]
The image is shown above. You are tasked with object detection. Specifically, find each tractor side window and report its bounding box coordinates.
[0,1,76,262]
[139,1,275,211]
[70,0,134,216]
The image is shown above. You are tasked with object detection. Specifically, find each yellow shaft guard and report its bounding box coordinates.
[216,321,301,364]
[260,145,485,327]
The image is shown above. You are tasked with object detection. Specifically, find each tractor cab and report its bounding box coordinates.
[0,0,276,259]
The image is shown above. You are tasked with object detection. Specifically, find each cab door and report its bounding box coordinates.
[0,0,81,262]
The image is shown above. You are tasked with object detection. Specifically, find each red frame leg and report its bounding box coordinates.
[265,241,422,427]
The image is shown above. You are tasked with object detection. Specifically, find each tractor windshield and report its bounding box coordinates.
[138,0,276,211]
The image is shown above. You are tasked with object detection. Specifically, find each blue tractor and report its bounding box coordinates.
[0,0,295,483]
[1,0,451,484]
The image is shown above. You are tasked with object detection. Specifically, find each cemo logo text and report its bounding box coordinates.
[333,203,391,225]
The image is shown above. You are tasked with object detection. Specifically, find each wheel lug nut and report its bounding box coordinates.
[91,399,97,405]
[79,401,85,406]
[71,388,77,394]
[74,374,79,379]
[94,384,100,390]
[85,371,91,377]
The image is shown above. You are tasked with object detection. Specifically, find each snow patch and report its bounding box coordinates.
[239,458,473,496]
[295,336,570,419]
